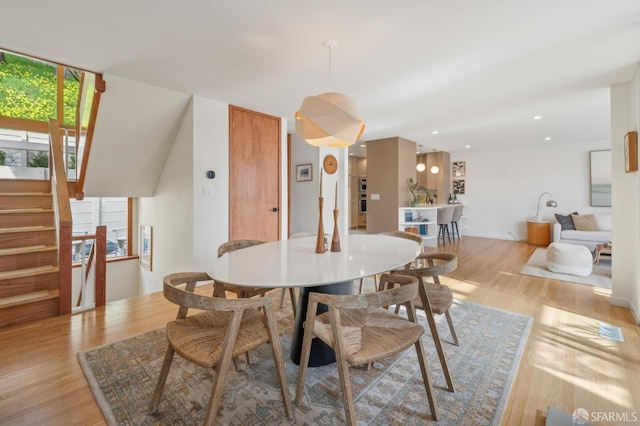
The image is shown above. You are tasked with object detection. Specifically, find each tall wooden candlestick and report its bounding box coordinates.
[331,181,341,252]
[315,170,325,253]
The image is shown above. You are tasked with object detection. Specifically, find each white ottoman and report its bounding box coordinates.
[545,242,593,276]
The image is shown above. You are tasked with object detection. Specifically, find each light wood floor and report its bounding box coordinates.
[0,237,638,425]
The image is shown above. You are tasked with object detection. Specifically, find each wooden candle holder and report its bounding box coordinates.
[331,209,341,252]
[315,197,325,253]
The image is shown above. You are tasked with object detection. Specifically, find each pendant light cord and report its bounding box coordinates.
[323,40,337,92]
[328,44,332,91]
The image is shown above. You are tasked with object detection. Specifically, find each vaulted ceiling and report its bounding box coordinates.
[2,1,640,158]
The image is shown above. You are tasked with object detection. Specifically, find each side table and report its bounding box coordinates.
[527,220,550,246]
[593,243,612,264]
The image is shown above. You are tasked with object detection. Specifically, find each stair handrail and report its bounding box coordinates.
[74,73,105,199]
[49,118,73,315]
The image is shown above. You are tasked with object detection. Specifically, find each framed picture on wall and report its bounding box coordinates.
[296,163,313,182]
[452,161,466,177]
[625,131,638,173]
[590,150,612,207]
[140,224,153,271]
[453,179,465,194]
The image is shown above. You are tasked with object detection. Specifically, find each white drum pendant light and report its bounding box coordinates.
[295,40,365,148]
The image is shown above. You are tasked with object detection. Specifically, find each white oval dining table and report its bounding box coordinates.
[208,234,421,366]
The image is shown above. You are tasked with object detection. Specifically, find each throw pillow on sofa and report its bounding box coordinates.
[571,213,599,231]
[555,212,578,231]
[594,214,612,231]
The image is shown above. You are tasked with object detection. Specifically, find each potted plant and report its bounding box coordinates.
[408,178,429,206]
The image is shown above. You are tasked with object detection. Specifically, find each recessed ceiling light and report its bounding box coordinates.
[533,115,542,120]
[432,130,439,135]
[545,137,551,141]
[465,145,471,149]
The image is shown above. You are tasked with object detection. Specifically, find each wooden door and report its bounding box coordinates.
[229,106,281,242]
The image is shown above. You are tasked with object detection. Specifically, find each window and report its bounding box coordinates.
[70,197,130,261]
[0,50,81,126]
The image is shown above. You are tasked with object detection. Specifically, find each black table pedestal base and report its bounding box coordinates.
[290,281,354,367]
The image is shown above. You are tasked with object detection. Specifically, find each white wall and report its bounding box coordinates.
[87,73,191,197]
[290,133,320,234]
[289,134,349,238]
[0,166,47,179]
[192,96,229,273]
[72,259,140,304]
[138,100,195,294]
[610,66,640,321]
[449,141,611,242]
[137,96,290,294]
[317,146,349,238]
[106,259,141,301]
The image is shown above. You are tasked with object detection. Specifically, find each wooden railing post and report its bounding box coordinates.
[50,119,73,316]
[95,226,107,307]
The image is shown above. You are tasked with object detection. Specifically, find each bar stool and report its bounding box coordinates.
[450,205,464,241]
[437,206,455,245]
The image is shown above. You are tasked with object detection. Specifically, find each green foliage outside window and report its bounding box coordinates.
[28,151,49,168]
[0,52,79,126]
[0,150,5,166]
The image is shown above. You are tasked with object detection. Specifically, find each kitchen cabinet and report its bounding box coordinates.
[416,151,450,204]
[357,158,367,177]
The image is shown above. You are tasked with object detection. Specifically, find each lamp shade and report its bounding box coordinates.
[416,162,426,172]
[295,92,365,147]
[534,192,557,221]
[430,150,439,174]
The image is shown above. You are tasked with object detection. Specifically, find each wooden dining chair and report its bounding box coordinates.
[216,239,297,315]
[356,231,424,294]
[216,240,271,298]
[216,239,298,369]
[389,251,458,392]
[149,272,293,424]
[379,230,425,261]
[295,273,439,424]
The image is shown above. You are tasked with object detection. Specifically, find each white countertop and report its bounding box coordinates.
[208,234,421,288]
[400,203,465,209]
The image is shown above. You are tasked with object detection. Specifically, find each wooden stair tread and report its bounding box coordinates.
[0,192,50,196]
[0,265,58,280]
[0,289,59,308]
[0,208,54,214]
[0,245,56,256]
[0,226,55,234]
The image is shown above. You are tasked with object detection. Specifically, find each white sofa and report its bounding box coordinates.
[552,213,611,251]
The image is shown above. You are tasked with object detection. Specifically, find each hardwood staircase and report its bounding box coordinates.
[0,179,60,327]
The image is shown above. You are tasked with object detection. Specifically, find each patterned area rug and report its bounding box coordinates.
[520,248,611,288]
[78,299,531,425]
